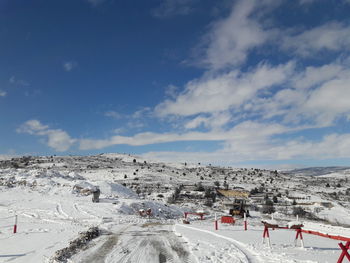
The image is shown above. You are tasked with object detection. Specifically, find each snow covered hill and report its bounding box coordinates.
[0,154,349,262]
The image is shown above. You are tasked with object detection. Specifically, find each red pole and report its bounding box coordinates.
[338,241,350,263]
[215,213,218,230]
[244,213,247,231]
[262,226,271,247]
[13,215,17,234]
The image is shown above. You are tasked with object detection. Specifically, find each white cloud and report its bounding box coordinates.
[0,90,7,97]
[132,107,152,119]
[79,120,290,150]
[155,61,295,117]
[9,76,30,86]
[104,111,123,119]
[282,22,350,56]
[164,84,179,99]
[213,61,350,126]
[45,130,76,152]
[79,131,224,150]
[184,112,231,130]
[17,120,76,152]
[63,61,78,72]
[17,120,49,134]
[292,63,344,90]
[152,0,197,18]
[141,132,350,166]
[184,116,209,129]
[198,0,279,70]
[302,76,350,125]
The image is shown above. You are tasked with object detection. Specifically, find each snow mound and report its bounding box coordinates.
[74,181,96,190]
[95,181,137,198]
[119,200,183,219]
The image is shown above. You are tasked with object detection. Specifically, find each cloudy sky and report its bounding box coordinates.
[1,0,350,168]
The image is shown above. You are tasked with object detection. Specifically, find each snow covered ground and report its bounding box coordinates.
[175,219,343,263]
[0,154,349,262]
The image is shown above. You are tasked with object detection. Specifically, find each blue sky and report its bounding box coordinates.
[1,0,350,168]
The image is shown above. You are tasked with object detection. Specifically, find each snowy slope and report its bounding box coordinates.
[0,154,349,262]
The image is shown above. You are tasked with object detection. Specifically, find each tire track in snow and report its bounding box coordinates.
[78,224,195,263]
[80,225,130,263]
[73,203,102,220]
[117,225,194,263]
[55,203,69,219]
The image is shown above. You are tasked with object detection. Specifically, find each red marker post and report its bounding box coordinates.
[244,212,247,231]
[13,215,17,234]
[215,213,218,230]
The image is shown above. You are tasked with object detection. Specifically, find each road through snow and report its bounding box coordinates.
[73,223,197,263]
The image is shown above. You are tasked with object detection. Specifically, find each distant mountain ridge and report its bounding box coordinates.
[285,166,350,176]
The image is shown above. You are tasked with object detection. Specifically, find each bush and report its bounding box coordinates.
[195,182,205,191]
[261,204,275,214]
[204,188,216,202]
[293,206,306,217]
[261,197,275,214]
[250,187,259,195]
[272,196,278,203]
[204,199,213,207]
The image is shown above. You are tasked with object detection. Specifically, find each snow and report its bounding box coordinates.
[303,221,350,238]
[0,154,350,262]
[176,220,342,263]
[94,181,138,198]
